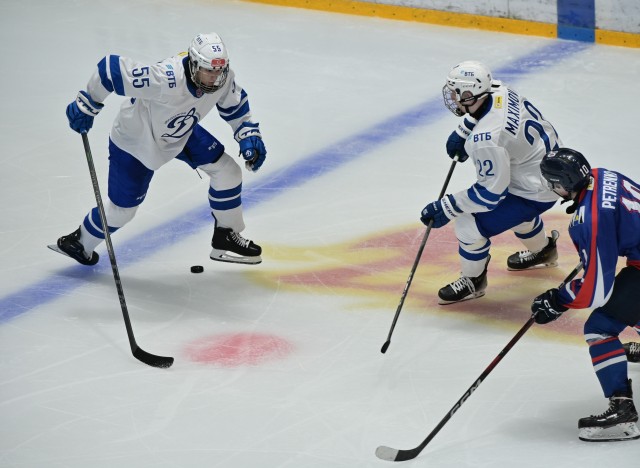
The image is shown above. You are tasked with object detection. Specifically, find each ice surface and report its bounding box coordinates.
[1,1,640,466]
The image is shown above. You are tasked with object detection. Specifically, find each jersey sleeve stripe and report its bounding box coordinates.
[217,89,248,113]
[218,101,250,122]
[467,184,507,209]
[97,57,114,93]
[97,55,125,95]
[109,55,125,95]
[217,90,250,121]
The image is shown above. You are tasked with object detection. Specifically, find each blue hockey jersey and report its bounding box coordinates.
[559,168,640,309]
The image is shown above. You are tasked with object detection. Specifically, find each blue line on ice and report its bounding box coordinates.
[0,41,590,323]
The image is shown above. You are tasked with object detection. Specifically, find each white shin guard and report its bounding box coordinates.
[460,256,489,278]
[512,219,549,253]
[199,153,245,233]
[455,214,490,277]
[80,202,139,253]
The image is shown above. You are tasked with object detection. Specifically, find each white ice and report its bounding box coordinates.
[2,1,640,467]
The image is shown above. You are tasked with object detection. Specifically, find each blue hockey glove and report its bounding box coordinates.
[66,91,103,134]
[446,116,477,162]
[531,288,568,324]
[234,122,267,172]
[420,194,462,228]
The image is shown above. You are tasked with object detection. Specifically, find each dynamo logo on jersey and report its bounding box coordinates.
[162,108,199,139]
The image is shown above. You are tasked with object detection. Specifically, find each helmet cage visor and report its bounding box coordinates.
[442,85,464,117]
[541,174,570,196]
[442,84,489,117]
[189,57,228,93]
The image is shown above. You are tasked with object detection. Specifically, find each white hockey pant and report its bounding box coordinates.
[198,153,245,233]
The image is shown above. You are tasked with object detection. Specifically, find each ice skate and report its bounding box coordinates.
[47,227,99,266]
[438,255,490,305]
[624,342,640,363]
[578,380,640,442]
[210,226,262,265]
[507,230,559,271]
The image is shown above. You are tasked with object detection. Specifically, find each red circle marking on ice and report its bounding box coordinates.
[184,333,293,366]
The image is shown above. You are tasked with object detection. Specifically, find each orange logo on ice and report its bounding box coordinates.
[250,214,639,343]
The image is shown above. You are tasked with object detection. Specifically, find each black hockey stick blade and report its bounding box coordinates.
[375,445,417,462]
[133,346,174,368]
[381,340,391,354]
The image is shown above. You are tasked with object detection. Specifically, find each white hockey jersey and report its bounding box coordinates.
[451,84,561,213]
[85,54,253,170]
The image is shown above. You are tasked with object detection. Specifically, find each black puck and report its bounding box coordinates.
[190,265,204,273]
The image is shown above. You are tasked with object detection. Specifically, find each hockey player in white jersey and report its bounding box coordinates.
[420,61,561,304]
[53,33,266,265]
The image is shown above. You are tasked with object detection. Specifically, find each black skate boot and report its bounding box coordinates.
[438,255,490,305]
[47,227,99,266]
[210,227,262,265]
[578,380,640,442]
[624,342,640,363]
[507,230,559,271]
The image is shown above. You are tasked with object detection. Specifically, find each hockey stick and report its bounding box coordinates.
[380,158,458,354]
[376,261,583,461]
[81,133,174,369]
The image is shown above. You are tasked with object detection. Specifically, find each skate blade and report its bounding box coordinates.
[579,422,640,442]
[47,244,71,259]
[507,261,558,271]
[438,290,486,305]
[210,250,262,265]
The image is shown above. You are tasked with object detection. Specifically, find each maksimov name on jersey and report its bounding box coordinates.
[504,88,521,137]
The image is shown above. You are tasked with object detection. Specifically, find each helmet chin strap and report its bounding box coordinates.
[559,190,581,214]
[458,95,478,115]
[461,93,490,118]
[554,189,571,200]
[563,199,579,214]
[460,103,474,115]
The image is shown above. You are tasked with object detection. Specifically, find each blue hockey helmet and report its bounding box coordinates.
[540,148,591,195]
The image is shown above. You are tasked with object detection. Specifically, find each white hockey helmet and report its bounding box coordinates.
[188,33,230,93]
[442,61,493,116]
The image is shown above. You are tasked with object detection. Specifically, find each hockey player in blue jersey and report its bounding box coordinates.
[532,147,640,442]
[52,32,266,265]
[420,61,561,304]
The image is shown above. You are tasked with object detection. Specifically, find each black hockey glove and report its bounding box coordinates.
[531,288,568,324]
